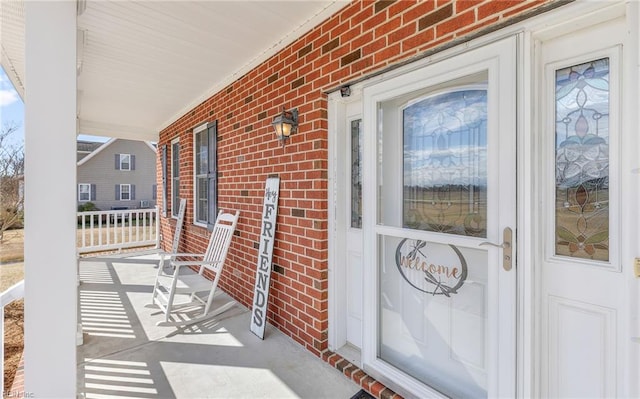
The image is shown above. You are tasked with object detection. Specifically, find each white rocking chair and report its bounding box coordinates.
[148,209,239,327]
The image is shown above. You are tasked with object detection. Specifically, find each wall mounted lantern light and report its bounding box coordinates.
[271,107,298,148]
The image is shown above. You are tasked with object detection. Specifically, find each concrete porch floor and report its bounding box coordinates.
[77,254,361,398]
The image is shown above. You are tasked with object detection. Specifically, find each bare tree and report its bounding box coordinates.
[0,122,24,242]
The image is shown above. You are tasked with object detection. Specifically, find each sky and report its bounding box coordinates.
[0,66,24,147]
[0,66,109,144]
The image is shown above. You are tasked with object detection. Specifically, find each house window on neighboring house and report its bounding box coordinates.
[78,183,95,202]
[171,138,180,217]
[115,154,135,171]
[116,184,135,201]
[193,121,217,229]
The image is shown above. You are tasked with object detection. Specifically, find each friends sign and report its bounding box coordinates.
[250,177,280,339]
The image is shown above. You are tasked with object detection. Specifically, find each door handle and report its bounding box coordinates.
[479,227,513,271]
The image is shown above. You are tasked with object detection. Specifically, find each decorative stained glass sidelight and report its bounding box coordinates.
[555,58,610,261]
[351,119,363,229]
[403,89,487,237]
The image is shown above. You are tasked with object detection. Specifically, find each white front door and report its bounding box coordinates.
[361,37,518,398]
[537,16,633,398]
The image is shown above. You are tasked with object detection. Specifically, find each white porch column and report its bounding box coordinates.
[24,2,77,396]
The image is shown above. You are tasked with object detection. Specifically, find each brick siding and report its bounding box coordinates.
[157,0,555,396]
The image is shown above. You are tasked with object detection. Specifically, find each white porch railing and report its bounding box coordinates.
[1,279,25,391]
[77,207,160,254]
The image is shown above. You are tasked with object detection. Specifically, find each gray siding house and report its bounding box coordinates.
[77,138,157,210]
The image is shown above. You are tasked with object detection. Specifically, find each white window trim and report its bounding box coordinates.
[193,123,208,228]
[120,153,131,171]
[171,137,180,219]
[78,183,91,202]
[119,184,131,201]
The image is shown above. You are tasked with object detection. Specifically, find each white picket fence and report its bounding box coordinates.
[1,280,24,391]
[77,207,160,254]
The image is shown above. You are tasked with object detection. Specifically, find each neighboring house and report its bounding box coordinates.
[77,138,157,211]
[76,140,102,162]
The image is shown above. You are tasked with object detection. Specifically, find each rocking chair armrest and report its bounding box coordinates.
[161,252,208,258]
[171,260,223,268]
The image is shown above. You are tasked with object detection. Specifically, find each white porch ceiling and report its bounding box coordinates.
[1,1,348,141]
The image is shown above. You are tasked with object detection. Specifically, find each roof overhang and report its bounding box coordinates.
[1,0,349,142]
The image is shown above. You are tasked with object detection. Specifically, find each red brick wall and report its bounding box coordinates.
[157,0,554,355]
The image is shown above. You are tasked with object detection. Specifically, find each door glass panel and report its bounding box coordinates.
[555,58,609,261]
[351,119,363,228]
[376,74,489,397]
[379,235,488,397]
[403,90,487,237]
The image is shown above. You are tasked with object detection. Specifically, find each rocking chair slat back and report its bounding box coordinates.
[200,210,237,274]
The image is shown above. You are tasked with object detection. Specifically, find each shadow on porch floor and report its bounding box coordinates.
[77,254,361,398]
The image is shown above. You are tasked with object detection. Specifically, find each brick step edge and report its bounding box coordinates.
[321,350,403,399]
